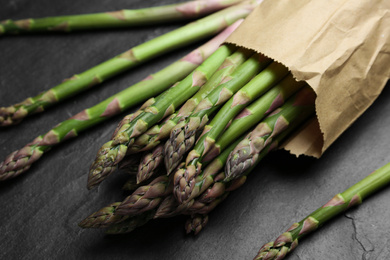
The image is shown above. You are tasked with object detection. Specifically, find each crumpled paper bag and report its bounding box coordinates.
[226,0,390,157]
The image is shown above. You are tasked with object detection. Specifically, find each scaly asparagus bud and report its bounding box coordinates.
[105,210,156,235]
[78,202,128,229]
[137,144,165,184]
[115,176,173,216]
[185,214,209,235]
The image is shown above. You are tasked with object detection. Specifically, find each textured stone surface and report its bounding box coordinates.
[1,0,390,259]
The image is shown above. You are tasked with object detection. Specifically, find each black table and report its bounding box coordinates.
[1,1,389,259]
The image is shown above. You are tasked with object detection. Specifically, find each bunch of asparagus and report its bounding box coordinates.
[0,0,263,179]
[78,38,318,234]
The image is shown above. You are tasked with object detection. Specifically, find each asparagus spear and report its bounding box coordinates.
[137,145,165,184]
[105,210,156,235]
[225,86,316,181]
[0,1,257,126]
[164,53,272,174]
[78,202,128,229]
[87,44,236,190]
[80,176,171,229]
[0,0,244,34]
[185,214,209,235]
[128,48,252,154]
[0,27,231,181]
[115,176,173,216]
[254,162,390,260]
[154,194,182,218]
[173,74,304,203]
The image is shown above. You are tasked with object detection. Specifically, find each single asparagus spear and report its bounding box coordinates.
[154,194,182,218]
[225,86,316,180]
[105,210,156,235]
[164,53,272,174]
[185,214,209,235]
[173,74,304,203]
[128,48,252,154]
[137,144,165,184]
[78,202,128,229]
[254,162,390,260]
[0,0,244,34]
[115,176,173,216]
[87,44,236,190]
[0,27,231,181]
[0,0,257,126]
[80,176,171,229]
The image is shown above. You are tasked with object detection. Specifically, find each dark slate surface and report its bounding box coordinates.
[1,1,389,259]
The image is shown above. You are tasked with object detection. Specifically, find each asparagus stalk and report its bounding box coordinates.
[0,1,257,126]
[164,53,272,174]
[87,44,236,190]
[105,210,156,235]
[0,0,245,34]
[173,74,303,203]
[128,48,252,154]
[0,27,231,181]
[78,202,128,229]
[80,176,171,229]
[185,214,209,235]
[115,176,173,216]
[137,145,165,184]
[225,86,316,180]
[254,162,390,260]
[154,194,182,218]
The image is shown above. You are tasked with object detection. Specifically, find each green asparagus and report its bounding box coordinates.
[0,27,230,181]
[164,53,272,174]
[225,86,316,180]
[137,144,165,184]
[128,48,252,154]
[254,162,390,260]
[87,44,236,190]
[1,1,257,126]
[173,73,304,203]
[0,0,244,34]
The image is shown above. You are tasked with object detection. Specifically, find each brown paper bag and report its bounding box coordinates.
[226,0,390,158]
